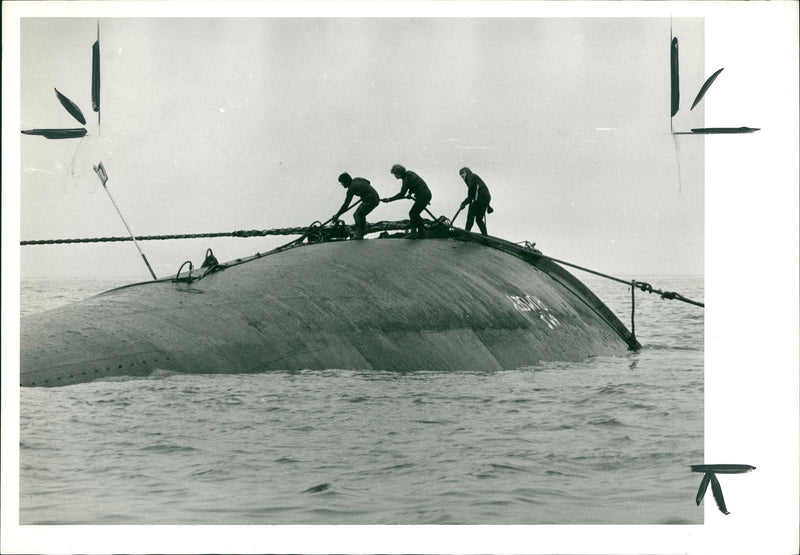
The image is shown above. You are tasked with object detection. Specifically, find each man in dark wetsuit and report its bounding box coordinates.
[458,167,493,236]
[333,172,380,239]
[382,164,432,238]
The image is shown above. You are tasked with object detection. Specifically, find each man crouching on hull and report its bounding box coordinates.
[382,164,432,238]
[334,172,380,239]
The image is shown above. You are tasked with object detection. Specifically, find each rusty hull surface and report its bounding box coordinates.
[21,236,634,387]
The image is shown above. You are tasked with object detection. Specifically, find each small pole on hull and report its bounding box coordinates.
[93,162,158,280]
[630,279,637,346]
[450,205,464,226]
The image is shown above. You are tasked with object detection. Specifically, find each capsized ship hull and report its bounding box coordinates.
[21,233,637,387]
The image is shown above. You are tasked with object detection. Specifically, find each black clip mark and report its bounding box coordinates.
[691,464,756,515]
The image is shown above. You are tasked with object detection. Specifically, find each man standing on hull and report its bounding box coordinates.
[382,164,433,238]
[333,172,380,239]
[458,166,492,236]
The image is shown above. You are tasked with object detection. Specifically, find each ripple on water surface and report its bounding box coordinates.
[19,276,704,525]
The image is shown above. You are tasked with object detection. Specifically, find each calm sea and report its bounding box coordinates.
[18,274,703,525]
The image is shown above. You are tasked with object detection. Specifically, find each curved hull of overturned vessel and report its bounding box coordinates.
[21,233,637,387]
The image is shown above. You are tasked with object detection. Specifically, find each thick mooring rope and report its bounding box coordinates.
[21,217,702,308]
[536,254,704,308]
[20,227,311,245]
[19,222,416,246]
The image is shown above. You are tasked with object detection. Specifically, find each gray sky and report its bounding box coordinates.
[18,14,706,278]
